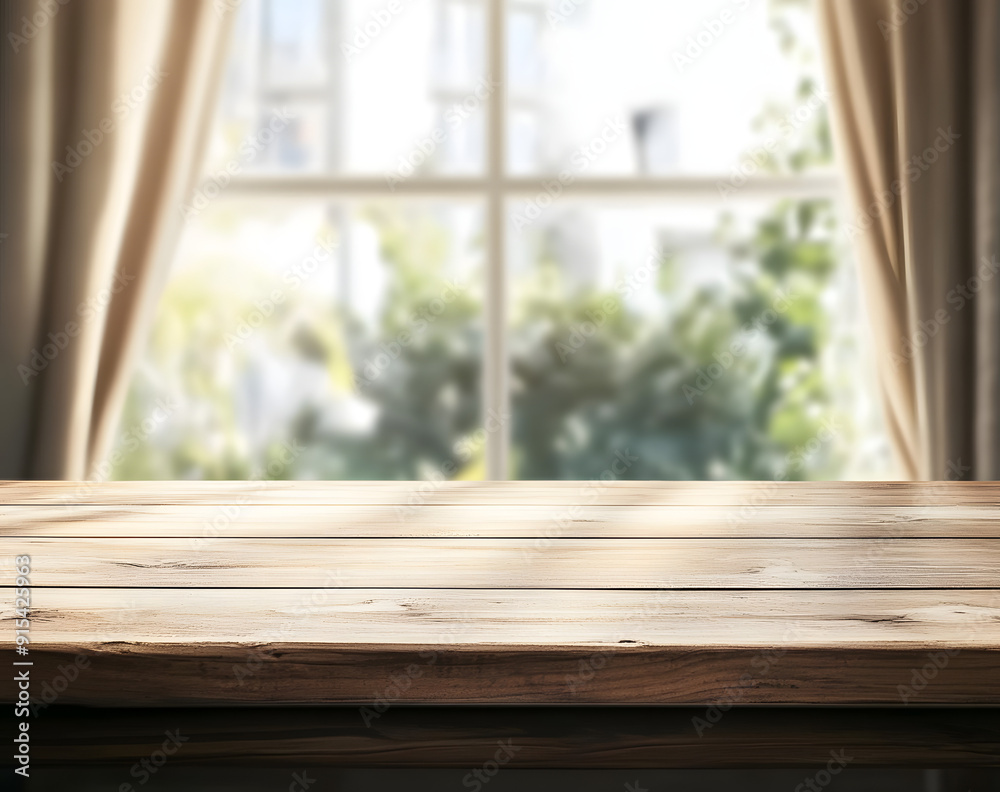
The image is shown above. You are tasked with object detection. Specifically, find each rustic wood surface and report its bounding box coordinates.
[4,480,1000,505]
[2,481,999,707]
[5,504,1000,537]
[10,537,1000,588]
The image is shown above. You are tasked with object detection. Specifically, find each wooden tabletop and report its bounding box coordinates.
[3,481,999,707]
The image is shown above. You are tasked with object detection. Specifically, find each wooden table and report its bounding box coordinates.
[3,481,999,770]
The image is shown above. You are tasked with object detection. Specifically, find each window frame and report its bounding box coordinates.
[214,0,841,480]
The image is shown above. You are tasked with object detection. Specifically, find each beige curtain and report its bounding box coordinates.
[0,0,232,479]
[818,0,1000,480]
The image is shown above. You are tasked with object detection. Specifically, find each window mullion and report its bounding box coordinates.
[485,0,509,481]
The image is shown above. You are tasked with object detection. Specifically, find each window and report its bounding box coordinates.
[112,0,891,482]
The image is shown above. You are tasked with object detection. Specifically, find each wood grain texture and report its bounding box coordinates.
[1,481,998,707]
[28,706,1000,767]
[8,537,1000,588]
[12,588,1000,646]
[3,479,1000,506]
[5,503,1000,537]
[20,645,1000,705]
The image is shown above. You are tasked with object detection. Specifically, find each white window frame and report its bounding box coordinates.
[220,0,840,480]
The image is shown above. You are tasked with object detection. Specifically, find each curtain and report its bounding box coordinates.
[817,0,1000,480]
[0,0,232,479]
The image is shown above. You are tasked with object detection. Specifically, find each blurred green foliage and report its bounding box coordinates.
[510,195,845,481]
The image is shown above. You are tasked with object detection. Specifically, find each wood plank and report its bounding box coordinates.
[12,588,1000,647]
[5,503,1000,537]
[8,589,999,705]
[3,480,1000,507]
[7,537,1000,588]
[18,643,1000,705]
[28,706,1000,768]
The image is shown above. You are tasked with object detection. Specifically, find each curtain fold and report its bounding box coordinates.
[818,0,1000,480]
[0,0,232,479]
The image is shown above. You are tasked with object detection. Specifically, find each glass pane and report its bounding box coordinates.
[262,0,328,89]
[110,200,484,481]
[507,0,831,176]
[210,0,487,176]
[507,197,891,480]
